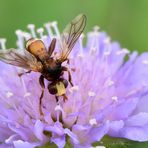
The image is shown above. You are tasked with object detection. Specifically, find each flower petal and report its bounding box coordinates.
[50,135,65,148]
[13,140,39,148]
[120,126,148,141]
[72,122,109,146]
[109,97,139,120]
[125,112,148,126]
[34,120,46,141]
[108,120,124,137]
[135,94,148,113]
[64,128,79,144]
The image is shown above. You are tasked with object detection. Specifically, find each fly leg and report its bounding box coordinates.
[18,70,31,77]
[62,94,68,102]
[39,75,45,115]
[55,96,59,103]
[62,66,73,86]
[66,58,70,64]
[65,59,75,72]
[48,38,56,57]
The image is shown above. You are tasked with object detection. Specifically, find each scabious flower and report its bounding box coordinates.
[0,19,148,148]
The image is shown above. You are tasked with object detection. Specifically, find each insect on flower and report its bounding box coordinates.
[0,14,87,115]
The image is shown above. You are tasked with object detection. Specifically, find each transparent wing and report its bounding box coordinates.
[59,14,86,62]
[0,49,43,72]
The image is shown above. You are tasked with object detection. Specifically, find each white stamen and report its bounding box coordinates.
[90,47,97,55]
[15,29,22,36]
[55,104,63,122]
[77,54,84,58]
[44,22,54,38]
[51,21,60,38]
[111,96,118,102]
[24,92,31,97]
[122,48,130,54]
[42,35,48,42]
[88,91,96,97]
[88,28,100,56]
[89,118,97,125]
[103,37,112,57]
[15,30,24,49]
[55,104,62,111]
[27,24,36,38]
[142,60,148,65]
[23,32,31,41]
[5,134,18,144]
[103,37,111,44]
[69,85,79,93]
[6,92,13,98]
[0,38,6,50]
[116,48,130,55]
[37,28,44,38]
[78,34,84,56]
[104,50,111,56]
[93,25,100,32]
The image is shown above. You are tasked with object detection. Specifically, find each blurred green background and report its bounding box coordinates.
[0,0,148,147]
[0,0,148,52]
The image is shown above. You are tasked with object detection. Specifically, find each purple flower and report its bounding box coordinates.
[0,19,148,148]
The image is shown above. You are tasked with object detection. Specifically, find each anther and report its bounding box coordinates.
[89,118,97,125]
[116,48,130,55]
[6,91,13,98]
[15,29,23,36]
[106,79,114,87]
[111,96,118,102]
[93,25,100,32]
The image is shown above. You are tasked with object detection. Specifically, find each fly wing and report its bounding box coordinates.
[58,14,86,62]
[0,49,43,72]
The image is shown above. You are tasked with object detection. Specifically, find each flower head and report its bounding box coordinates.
[0,18,148,148]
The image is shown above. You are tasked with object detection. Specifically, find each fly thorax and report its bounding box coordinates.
[45,58,56,68]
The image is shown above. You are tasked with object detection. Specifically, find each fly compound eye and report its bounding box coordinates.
[26,39,46,55]
[48,83,57,95]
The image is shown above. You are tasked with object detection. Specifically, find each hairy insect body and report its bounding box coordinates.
[0,14,86,115]
[40,57,67,97]
[43,59,62,80]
